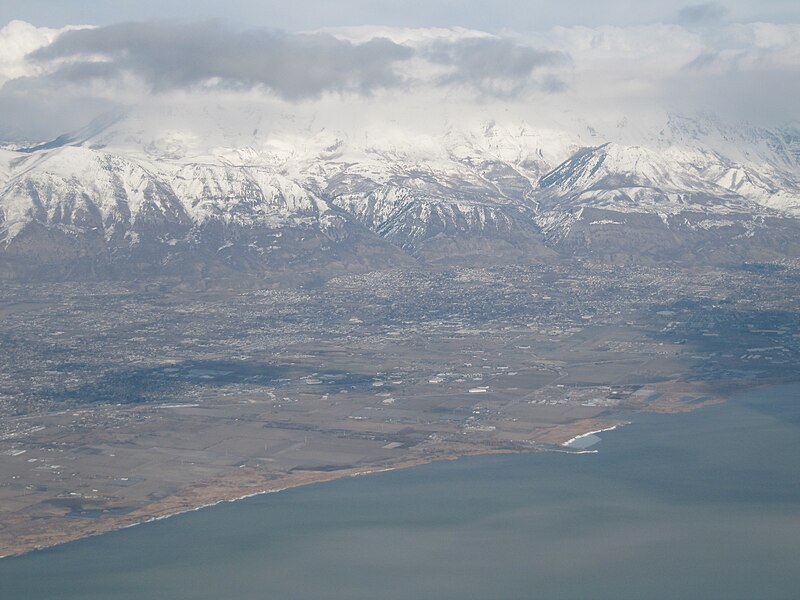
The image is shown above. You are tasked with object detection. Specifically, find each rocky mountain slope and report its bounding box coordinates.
[1,112,798,280]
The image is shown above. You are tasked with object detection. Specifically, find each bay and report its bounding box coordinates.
[1,383,799,600]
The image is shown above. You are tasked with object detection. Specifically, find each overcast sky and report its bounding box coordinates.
[0,1,798,140]
[1,0,798,31]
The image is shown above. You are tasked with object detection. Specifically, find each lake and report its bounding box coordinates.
[1,383,799,599]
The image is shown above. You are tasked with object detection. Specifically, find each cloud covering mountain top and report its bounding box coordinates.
[0,15,797,141]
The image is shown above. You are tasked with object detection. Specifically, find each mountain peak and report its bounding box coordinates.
[1,112,798,279]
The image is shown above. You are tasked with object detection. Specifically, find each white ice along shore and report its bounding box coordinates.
[561,423,630,448]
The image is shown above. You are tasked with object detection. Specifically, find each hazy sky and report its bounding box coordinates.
[0,1,797,140]
[1,0,798,31]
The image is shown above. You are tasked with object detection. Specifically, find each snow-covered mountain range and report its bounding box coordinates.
[1,110,798,279]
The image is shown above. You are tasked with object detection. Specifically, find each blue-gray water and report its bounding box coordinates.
[2,384,799,600]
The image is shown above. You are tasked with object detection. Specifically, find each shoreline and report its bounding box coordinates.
[0,406,690,560]
[121,465,406,532]
[560,423,630,447]
[0,449,514,560]
[1,379,769,561]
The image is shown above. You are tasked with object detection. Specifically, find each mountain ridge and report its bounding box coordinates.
[1,111,798,280]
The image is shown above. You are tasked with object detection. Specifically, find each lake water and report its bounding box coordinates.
[1,383,799,599]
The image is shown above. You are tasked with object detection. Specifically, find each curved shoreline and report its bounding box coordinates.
[0,385,739,560]
[0,451,501,560]
[561,423,630,447]
[122,465,404,531]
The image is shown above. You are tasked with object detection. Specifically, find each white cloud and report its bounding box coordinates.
[0,20,90,86]
[0,19,797,141]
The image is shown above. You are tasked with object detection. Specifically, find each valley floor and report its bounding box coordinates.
[1,262,798,556]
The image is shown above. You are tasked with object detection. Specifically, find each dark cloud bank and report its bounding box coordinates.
[424,37,567,95]
[30,21,413,99]
[26,21,564,100]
